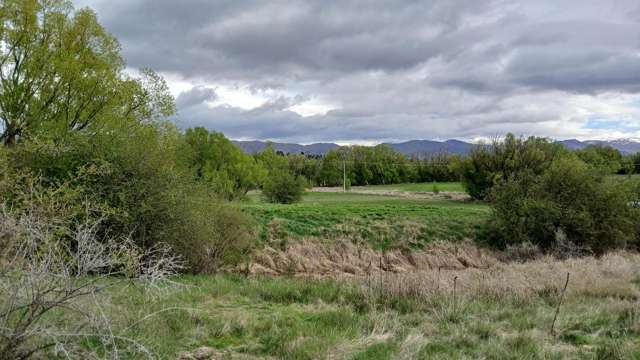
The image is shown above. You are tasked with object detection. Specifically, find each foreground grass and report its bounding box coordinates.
[88,253,640,359]
[355,181,465,192]
[243,192,489,250]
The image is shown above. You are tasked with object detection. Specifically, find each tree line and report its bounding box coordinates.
[183,129,640,200]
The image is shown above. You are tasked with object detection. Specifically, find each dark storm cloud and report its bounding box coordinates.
[78,0,499,78]
[75,0,640,142]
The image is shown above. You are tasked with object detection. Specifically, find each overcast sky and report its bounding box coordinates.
[74,0,640,144]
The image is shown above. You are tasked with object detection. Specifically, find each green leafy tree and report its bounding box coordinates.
[0,0,173,145]
[317,145,415,187]
[318,148,346,186]
[629,152,640,174]
[413,152,460,182]
[575,145,628,174]
[255,144,288,174]
[0,0,258,273]
[256,145,306,203]
[183,127,264,199]
[286,153,317,187]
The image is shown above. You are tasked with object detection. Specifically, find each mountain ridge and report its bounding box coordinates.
[232,139,640,156]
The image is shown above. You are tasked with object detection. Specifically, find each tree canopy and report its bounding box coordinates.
[183,127,264,199]
[0,0,173,145]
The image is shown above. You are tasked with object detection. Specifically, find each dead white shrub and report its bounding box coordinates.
[0,207,183,359]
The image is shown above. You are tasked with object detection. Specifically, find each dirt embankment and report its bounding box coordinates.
[250,239,496,276]
[308,187,470,201]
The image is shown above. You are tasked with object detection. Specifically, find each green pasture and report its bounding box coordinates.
[243,191,488,250]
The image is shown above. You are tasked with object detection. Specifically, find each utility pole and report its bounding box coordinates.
[343,160,346,192]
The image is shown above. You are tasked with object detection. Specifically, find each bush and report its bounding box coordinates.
[456,134,565,200]
[166,185,258,273]
[0,204,182,359]
[5,126,183,248]
[487,155,638,253]
[0,160,100,244]
[262,171,306,204]
[576,145,629,174]
[1,125,259,273]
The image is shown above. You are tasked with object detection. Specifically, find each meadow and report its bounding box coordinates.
[243,189,488,250]
[9,183,640,359]
[87,251,640,359]
[354,182,465,192]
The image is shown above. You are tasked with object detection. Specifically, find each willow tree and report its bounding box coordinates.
[183,127,266,199]
[0,0,174,145]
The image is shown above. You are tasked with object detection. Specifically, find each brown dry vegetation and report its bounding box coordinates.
[355,251,640,303]
[171,251,640,359]
[250,239,640,303]
[251,239,495,276]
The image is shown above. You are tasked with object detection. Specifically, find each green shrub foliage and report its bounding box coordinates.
[575,145,630,174]
[165,184,257,273]
[0,0,257,273]
[487,155,638,253]
[455,134,565,200]
[183,127,265,200]
[262,171,306,204]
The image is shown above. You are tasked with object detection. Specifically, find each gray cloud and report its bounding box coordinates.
[75,0,640,142]
[175,86,218,109]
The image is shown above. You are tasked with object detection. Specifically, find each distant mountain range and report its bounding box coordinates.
[556,139,640,154]
[231,141,339,155]
[232,139,640,156]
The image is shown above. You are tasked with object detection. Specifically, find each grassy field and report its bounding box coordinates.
[81,251,640,359]
[355,182,465,192]
[243,191,489,250]
[30,189,640,359]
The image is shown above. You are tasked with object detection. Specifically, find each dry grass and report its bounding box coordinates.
[39,250,640,359]
[354,251,640,303]
[251,239,496,276]
[233,245,640,358]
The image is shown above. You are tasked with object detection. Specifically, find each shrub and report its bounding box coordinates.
[166,186,258,273]
[0,206,182,359]
[1,127,259,273]
[0,161,99,243]
[487,155,638,253]
[345,178,352,191]
[576,145,629,174]
[4,124,183,247]
[455,134,565,200]
[262,171,306,204]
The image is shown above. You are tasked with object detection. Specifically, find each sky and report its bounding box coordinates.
[74,0,640,144]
